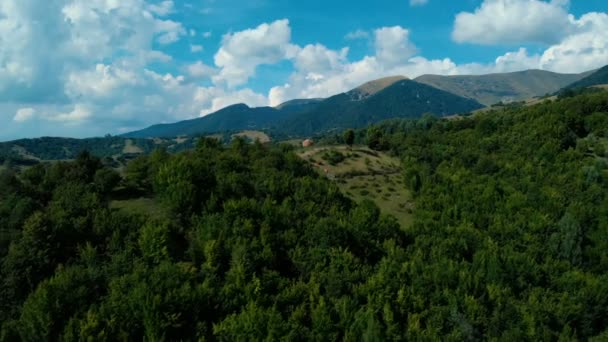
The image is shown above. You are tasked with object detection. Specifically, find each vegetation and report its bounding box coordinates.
[1,90,608,340]
[0,136,198,168]
[280,79,483,136]
[299,145,413,228]
[561,65,608,92]
[124,104,289,138]
[416,69,590,106]
[125,79,483,139]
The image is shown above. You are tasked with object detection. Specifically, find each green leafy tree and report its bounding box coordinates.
[343,129,355,148]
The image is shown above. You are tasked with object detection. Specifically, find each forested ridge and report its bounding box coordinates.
[1,91,608,340]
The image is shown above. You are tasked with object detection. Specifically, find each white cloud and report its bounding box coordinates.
[410,0,429,6]
[190,44,204,53]
[375,26,418,67]
[345,29,370,40]
[203,31,212,38]
[213,19,294,87]
[14,108,36,123]
[293,44,349,74]
[539,12,608,72]
[453,0,574,45]
[147,1,174,16]
[49,104,92,123]
[194,87,268,116]
[1,2,607,140]
[186,61,217,79]
[0,0,268,139]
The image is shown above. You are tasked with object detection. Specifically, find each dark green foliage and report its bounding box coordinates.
[321,150,346,165]
[343,129,355,147]
[0,141,403,341]
[124,104,286,138]
[125,80,482,139]
[281,79,483,136]
[561,65,608,92]
[2,91,608,340]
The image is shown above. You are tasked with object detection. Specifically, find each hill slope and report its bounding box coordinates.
[123,77,480,138]
[279,79,484,135]
[415,69,590,106]
[124,104,284,138]
[561,65,608,91]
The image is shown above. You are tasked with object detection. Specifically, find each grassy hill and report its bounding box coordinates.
[279,79,484,136]
[297,145,413,227]
[561,65,608,91]
[124,104,284,138]
[123,77,482,139]
[415,69,590,106]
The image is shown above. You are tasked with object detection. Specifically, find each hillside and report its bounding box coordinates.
[124,104,283,138]
[279,79,484,136]
[123,77,481,139]
[415,69,590,106]
[298,145,414,227]
[2,91,608,340]
[0,136,198,168]
[348,75,408,100]
[561,65,608,91]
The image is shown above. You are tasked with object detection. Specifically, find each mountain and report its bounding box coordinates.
[125,104,284,138]
[415,69,591,106]
[275,98,324,110]
[348,76,408,100]
[125,77,482,138]
[279,79,484,136]
[561,65,608,91]
[0,136,197,166]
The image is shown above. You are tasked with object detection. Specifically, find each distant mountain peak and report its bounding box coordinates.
[348,76,408,101]
[275,98,324,109]
[220,103,250,111]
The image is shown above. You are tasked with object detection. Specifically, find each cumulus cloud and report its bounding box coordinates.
[186,61,217,80]
[345,29,370,40]
[14,108,36,123]
[147,1,175,16]
[539,12,608,72]
[375,27,418,67]
[1,1,607,140]
[213,19,294,87]
[453,0,574,45]
[49,104,92,123]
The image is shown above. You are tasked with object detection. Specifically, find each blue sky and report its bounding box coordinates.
[1,0,607,140]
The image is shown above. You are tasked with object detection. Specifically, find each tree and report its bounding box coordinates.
[343,129,355,148]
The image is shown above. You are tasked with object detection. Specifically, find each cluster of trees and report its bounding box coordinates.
[0,136,200,166]
[1,90,607,340]
[364,91,608,340]
[1,139,404,340]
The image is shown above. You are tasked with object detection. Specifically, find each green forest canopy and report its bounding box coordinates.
[1,91,608,340]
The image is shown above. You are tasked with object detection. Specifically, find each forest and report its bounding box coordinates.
[1,91,608,340]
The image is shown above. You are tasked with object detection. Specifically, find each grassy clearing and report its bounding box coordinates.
[298,145,414,228]
[232,131,271,143]
[110,197,165,219]
[122,139,144,154]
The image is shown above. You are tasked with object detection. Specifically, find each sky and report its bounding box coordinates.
[1,0,607,140]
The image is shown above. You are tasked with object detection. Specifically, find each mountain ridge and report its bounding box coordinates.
[415,69,591,106]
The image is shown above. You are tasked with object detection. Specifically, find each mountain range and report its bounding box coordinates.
[125,68,600,138]
[125,76,484,138]
[560,65,608,92]
[415,69,592,106]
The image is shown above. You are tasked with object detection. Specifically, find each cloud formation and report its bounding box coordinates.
[453,0,574,45]
[0,0,606,140]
